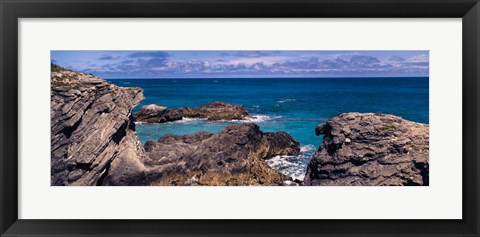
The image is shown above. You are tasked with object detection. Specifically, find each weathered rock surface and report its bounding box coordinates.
[133,101,249,123]
[304,113,429,186]
[145,124,301,186]
[51,65,300,186]
[51,64,148,186]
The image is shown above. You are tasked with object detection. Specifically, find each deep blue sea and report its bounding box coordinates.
[109,77,429,179]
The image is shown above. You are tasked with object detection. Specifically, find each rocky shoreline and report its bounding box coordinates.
[51,65,429,186]
[51,65,300,186]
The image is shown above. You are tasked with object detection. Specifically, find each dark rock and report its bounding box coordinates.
[260,132,301,158]
[195,101,249,120]
[132,104,184,123]
[51,65,299,186]
[133,101,249,123]
[144,124,300,186]
[304,112,429,186]
[51,65,148,186]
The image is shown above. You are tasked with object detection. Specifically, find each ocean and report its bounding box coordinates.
[108,77,429,180]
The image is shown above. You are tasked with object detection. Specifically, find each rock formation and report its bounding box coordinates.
[51,64,300,186]
[304,113,429,186]
[144,124,301,186]
[52,65,429,187]
[51,64,148,186]
[133,101,249,123]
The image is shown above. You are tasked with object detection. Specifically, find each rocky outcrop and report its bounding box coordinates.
[51,64,148,186]
[51,65,300,186]
[133,101,249,123]
[304,113,429,186]
[144,124,301,186]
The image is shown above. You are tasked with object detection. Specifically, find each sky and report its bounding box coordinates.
[51,50,429,78]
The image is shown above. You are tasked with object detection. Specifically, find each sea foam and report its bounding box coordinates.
[244,115,279,123]
[277,98,297,103]
[174,117,208,123]
[266,144,316,180]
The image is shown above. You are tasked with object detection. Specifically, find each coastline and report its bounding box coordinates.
[51,65,429,186]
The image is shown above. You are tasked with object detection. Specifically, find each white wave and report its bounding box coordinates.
[277,98,297,103]
[244,115,271,122]
[175,117,208,123]
[266,144,317,181]
[182,117,207,121]
[178,114,281,123]
[243,114,281,123]
[135,117,208,125]
[212,80,219,83]
[300,144,316,153]
[266,155,305,180]
[136,114,280,125]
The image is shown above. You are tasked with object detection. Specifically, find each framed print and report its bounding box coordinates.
[1,0,479,236]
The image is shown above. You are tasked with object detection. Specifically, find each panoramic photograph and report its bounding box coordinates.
[51,50,429,186]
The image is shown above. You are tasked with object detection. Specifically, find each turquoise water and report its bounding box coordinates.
[109,77,429,179]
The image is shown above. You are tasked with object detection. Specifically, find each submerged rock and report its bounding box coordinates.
[304,112,429,186]
[144,124,301,186]
[133,101,249,123]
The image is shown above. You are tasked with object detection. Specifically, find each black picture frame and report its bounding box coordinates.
[1,0,479,236]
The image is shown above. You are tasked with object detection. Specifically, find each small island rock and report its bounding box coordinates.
[133,101,249,123]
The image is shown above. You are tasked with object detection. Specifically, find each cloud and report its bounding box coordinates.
[54,51,429,78]
[388,56,406,62]
[404,62,429,67]
[121,59,135,64]
[128,51,171,59]
[222,56,289,66]
[385,54,428,70]
[349,55,381,67]
[406,54,428,62]
[232,51,273,58]
[98,55,114,60]
[274,55,388,71]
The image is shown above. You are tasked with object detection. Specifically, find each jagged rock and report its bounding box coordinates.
[144,124,301,186]
[51,65,299,186]
[195,101,249,120]
[131,104,183,123]
[51,64,148,186]
[304,112,429,186]
[133,101,249,123]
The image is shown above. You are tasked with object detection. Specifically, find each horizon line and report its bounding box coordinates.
[105,76,429,79]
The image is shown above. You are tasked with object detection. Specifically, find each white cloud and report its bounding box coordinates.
[218,56,289,66]
[407,54,429,62]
